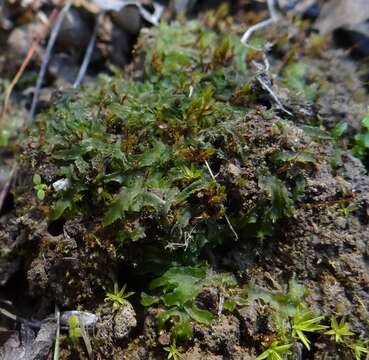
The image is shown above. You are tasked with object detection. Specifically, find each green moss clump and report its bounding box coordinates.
[28,20,314,270]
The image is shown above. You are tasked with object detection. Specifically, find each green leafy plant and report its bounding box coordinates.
[329,121,348,168]
[302,125,334,142]
[349,339,369,360]
[324,316,354,343]
[164,339,183,360]
[301,122,348,169]
[291,306,327,350]
[353,107,369,158]
[330,121,348,141]
[105,283,134,311]
[68,315,82,346]
[258,174,294,224]
[141,265,217,340]
[255,341,293,360]
[244,174,295,241]
[33,174,48,200]
[240,277,308,316]
[301,122,348,144]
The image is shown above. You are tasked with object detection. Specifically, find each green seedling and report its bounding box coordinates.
[330,121,348,168]
[180,165,203,182]
[164,339,183,360]
[353,107,369,158]
[68,315,81,346]
[325,316,354,343]
[255,341,293,360]
[337,200,358,217]
[105,283,134,311]
[349,339,369,360]
[33,174,48,200]
[291,306,327,350]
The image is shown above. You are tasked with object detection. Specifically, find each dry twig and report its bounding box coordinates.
[0,9,59,127]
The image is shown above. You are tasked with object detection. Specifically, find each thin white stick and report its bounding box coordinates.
[205,160,217,182]
[256,74,293,116]
[267,0,279,20]
[53,306,60,360]
[241,17,273,45]
[79,317,94,359]
[218,293,224,316]
[0,306,40,329]
[30,2,72,119]
[73,14,101,89]
[241,0,279,46]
